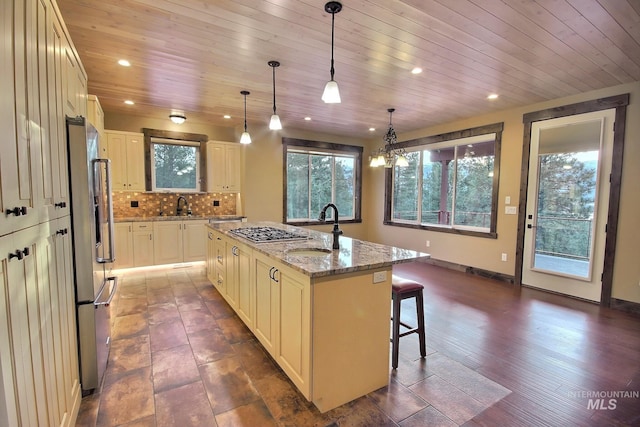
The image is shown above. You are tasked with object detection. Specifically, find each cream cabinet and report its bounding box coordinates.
[132,222,154,267]
[206,230,217,285]
[87,95,107,156]
[106,130,145,191]
[113,223,134,269]
[153,220,208,265]
[0,220,81,427]
[206,141,241,192]
[1,0,84,424]
[231,240,252,327]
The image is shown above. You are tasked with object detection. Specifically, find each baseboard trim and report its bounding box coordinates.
[417,258,515,284]
[610,298,640,316]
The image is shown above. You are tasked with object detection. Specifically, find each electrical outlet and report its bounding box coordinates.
[505,196,511,204]
[213,200,220,206]
[130,200,139,207]
[373,271,387,283]
[501,253,508,262]
[426,240,430,247]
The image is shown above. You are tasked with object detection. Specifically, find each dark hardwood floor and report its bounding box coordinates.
[76,261,640,426]
[394,261,640,426]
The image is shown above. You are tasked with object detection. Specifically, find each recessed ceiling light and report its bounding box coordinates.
[118,59,131,67]
[304,117,311,121]
[487,93,499,100]
[223,115,231,119]
[411,67,423,74]
[124,100,134,105]
[369,127,376,132]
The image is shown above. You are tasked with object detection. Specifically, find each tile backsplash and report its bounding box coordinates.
[112,191,237,218]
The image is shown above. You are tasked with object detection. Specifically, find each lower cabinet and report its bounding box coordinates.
[153,220,208,265]
[0,219,81,426]
[206,226,392,413]
[131,223,154,267]
[113,223,134,269]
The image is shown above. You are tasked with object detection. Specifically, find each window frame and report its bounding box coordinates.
[283,137,363,225]
[142,128,208,193]
[149,138,201,192]
[384,123,503,238]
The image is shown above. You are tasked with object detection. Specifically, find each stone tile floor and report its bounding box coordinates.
[75,263,509,426]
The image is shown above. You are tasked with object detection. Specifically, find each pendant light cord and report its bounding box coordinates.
[243,93,248,132]
[330,10,336,80]
[272,66,277,115]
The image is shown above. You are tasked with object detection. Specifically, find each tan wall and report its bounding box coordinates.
[362,82,640,304]
[105,81,640,305]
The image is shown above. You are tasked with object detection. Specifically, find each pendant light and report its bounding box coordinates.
[268,60,282,130]
[370,108,408,168]
[321,1,342,104]
[240,90,252,144]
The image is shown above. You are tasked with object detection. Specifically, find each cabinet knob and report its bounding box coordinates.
[5,206,27,216]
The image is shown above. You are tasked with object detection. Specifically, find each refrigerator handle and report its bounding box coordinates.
[94,276,118,307]
[94,158,116,263]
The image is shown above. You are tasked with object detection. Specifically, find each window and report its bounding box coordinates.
[284,137,362,224]
[150,139,200,191]
[142,128,208,192]
[386,123,502,237]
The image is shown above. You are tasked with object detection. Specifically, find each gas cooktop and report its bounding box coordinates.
[229,226,309,243]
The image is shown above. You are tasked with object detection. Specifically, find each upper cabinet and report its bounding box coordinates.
[207,141,241,192]
[106,130,145,191]
[87,95,107,156]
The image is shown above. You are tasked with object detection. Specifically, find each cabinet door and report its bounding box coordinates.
[276,266,311,397]
[113,223,133,269]
[207,143,226,192]
[234,242,253,328]
[107,132,128,191]
[225,144,241,192]
[183,220,207,262]
[132,222,154,267]
[206,230,216,284]
[0,0,38,237]
[253,252,278,355]
[213,231,226,294]
[224,239,238,308]
[153,222,183,265]
[126,134,145,191]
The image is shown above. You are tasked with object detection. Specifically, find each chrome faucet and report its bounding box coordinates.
[176,196,191,216]
[319,203,343,250]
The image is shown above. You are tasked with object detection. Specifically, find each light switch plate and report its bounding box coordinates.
[505,206,517,215]
[373,271,387,283]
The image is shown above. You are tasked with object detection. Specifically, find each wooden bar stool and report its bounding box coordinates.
[391,275,426,369]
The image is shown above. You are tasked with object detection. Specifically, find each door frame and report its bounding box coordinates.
[515,94,629,306]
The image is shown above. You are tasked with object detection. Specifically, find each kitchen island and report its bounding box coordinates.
[206,221,429,412]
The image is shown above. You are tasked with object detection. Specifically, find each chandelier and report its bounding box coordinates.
[370,108,408,168]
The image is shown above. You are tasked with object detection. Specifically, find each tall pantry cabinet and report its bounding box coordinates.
[0,0,85,425]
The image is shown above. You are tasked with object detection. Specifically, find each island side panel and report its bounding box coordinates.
[311,268,392,413]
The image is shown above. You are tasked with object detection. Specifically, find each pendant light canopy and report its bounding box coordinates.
[370,108,408,168]
[321,1,342,104]
[268,60,282,130]
[240,90,252,144]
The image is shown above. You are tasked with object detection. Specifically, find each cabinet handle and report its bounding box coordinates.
[8,247,29,261]
[5,206,27,216]
[56,228,68,236]
[54,201,67,208]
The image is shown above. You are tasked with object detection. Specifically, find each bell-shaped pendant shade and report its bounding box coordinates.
[240,131,252,145]
[395,155,409,167]
[269,114,282,130]
[322,80,341,103]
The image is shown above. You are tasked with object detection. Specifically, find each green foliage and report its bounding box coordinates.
[154,143,197,189]
[287,152,355,220]
[535,152,597,259]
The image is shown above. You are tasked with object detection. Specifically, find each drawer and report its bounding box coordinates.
[132,222,153,231]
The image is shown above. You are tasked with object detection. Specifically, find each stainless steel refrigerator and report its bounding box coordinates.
[66,116,117,395]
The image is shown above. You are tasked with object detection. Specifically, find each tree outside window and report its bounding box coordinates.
[386,123,502,237]
[284,138,362,225]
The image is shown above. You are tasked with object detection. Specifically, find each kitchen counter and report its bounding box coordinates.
[205,221,429,413]
[207,221,429,278]
[115,215,245,223]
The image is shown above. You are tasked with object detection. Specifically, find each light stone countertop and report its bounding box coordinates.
[207,221,430,278]
[115,215,245,223]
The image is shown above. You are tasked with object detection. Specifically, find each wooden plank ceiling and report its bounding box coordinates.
[57,0,640,138]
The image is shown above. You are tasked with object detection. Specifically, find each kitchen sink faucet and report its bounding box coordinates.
[176,196,191,216]
[319,203,343,250]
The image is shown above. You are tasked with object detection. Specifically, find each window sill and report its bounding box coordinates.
[383,220,497,239]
